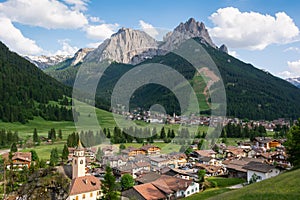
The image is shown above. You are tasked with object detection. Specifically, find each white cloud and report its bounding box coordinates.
[278,59,300,78]
[54,40,79,56]
[278,71,292,78]
[139,20,159,39]
[0,0,88,29]
[228,50,238,57]
[89,16,103,23]
[284,46,300,53]
[0,17,42,55]
[85,23,119,40]
[63,0,89,11]
[209,7,299,50]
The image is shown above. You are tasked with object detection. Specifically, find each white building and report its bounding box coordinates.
[243,161,280,183]
[67,140,102,200]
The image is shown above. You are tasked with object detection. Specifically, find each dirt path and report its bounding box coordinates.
[197,67,220,105]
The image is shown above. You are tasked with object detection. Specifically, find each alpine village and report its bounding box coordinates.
[0,2,300,200]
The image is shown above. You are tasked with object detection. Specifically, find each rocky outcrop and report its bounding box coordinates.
[219,44,228,54]
[160,18,217,51]
[85,28,159,64]
[71,48,94,66]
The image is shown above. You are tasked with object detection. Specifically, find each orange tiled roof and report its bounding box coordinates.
[69,175,101,195]
[133,183,166,200]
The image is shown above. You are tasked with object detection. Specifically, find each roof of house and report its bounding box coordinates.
[149,156,169,163]
[168,152,187,160]
[133,175,194,199]
[194,164,222,174]
[226,163,247,173]
[194,150,216,157]
[140,144,161,151]
[200,156,213,162]
[135,161,151,168]
[243,161,276,173]
[136,172,162,184]
[254,137,274,144]
[3,152,32,163]
[225,146,246,156]
[13,152,32,162]
[156,175,193,191]
[133,183,166,200]
[69,175,101,196]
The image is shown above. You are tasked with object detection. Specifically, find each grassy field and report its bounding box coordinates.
[184,177,245,200]
[22,141,66,160]
[122,142,182,154]
[207,169,300,200]
[184,188,233,200]
[206,177,245,187]
[0,99,209,160]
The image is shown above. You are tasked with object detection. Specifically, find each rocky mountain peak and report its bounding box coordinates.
[85,27,159,64]
[161,18,217,51]
[85,18,220,65]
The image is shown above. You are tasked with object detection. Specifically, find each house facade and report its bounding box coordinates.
[3,152,32,170]
[243,161,280,182]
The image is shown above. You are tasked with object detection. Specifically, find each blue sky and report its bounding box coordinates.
[0,0,300,78]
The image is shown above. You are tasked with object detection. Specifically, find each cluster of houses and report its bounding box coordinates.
[113,107,292,131]
[60,136,290,200]
[2,135,291,200]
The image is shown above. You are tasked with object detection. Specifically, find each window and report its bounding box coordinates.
[74,160,77,165]
[90,192,93,197]
[187,191,190,195]
[192,189,194,193]
[83,194,85,199]
[80,159,83,164]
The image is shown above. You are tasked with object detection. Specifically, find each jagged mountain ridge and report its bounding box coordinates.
[25,54,71,70]
[44,18,300,120]
[84,18,225,65]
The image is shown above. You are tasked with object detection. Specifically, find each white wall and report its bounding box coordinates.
[184,182,200,197]
[67,190,101,200]
[247,169,280,182]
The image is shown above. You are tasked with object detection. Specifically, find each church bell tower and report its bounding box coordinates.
[72,139,86,179]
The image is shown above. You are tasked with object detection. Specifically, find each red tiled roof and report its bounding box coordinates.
[156,175,192,191]
[69,175,101,195]
[133,175,194,199]
[134,183,166,200]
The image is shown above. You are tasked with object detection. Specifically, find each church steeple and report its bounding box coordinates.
[72,139,86,178]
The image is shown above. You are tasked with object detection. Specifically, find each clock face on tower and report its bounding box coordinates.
[80,159,83,164]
